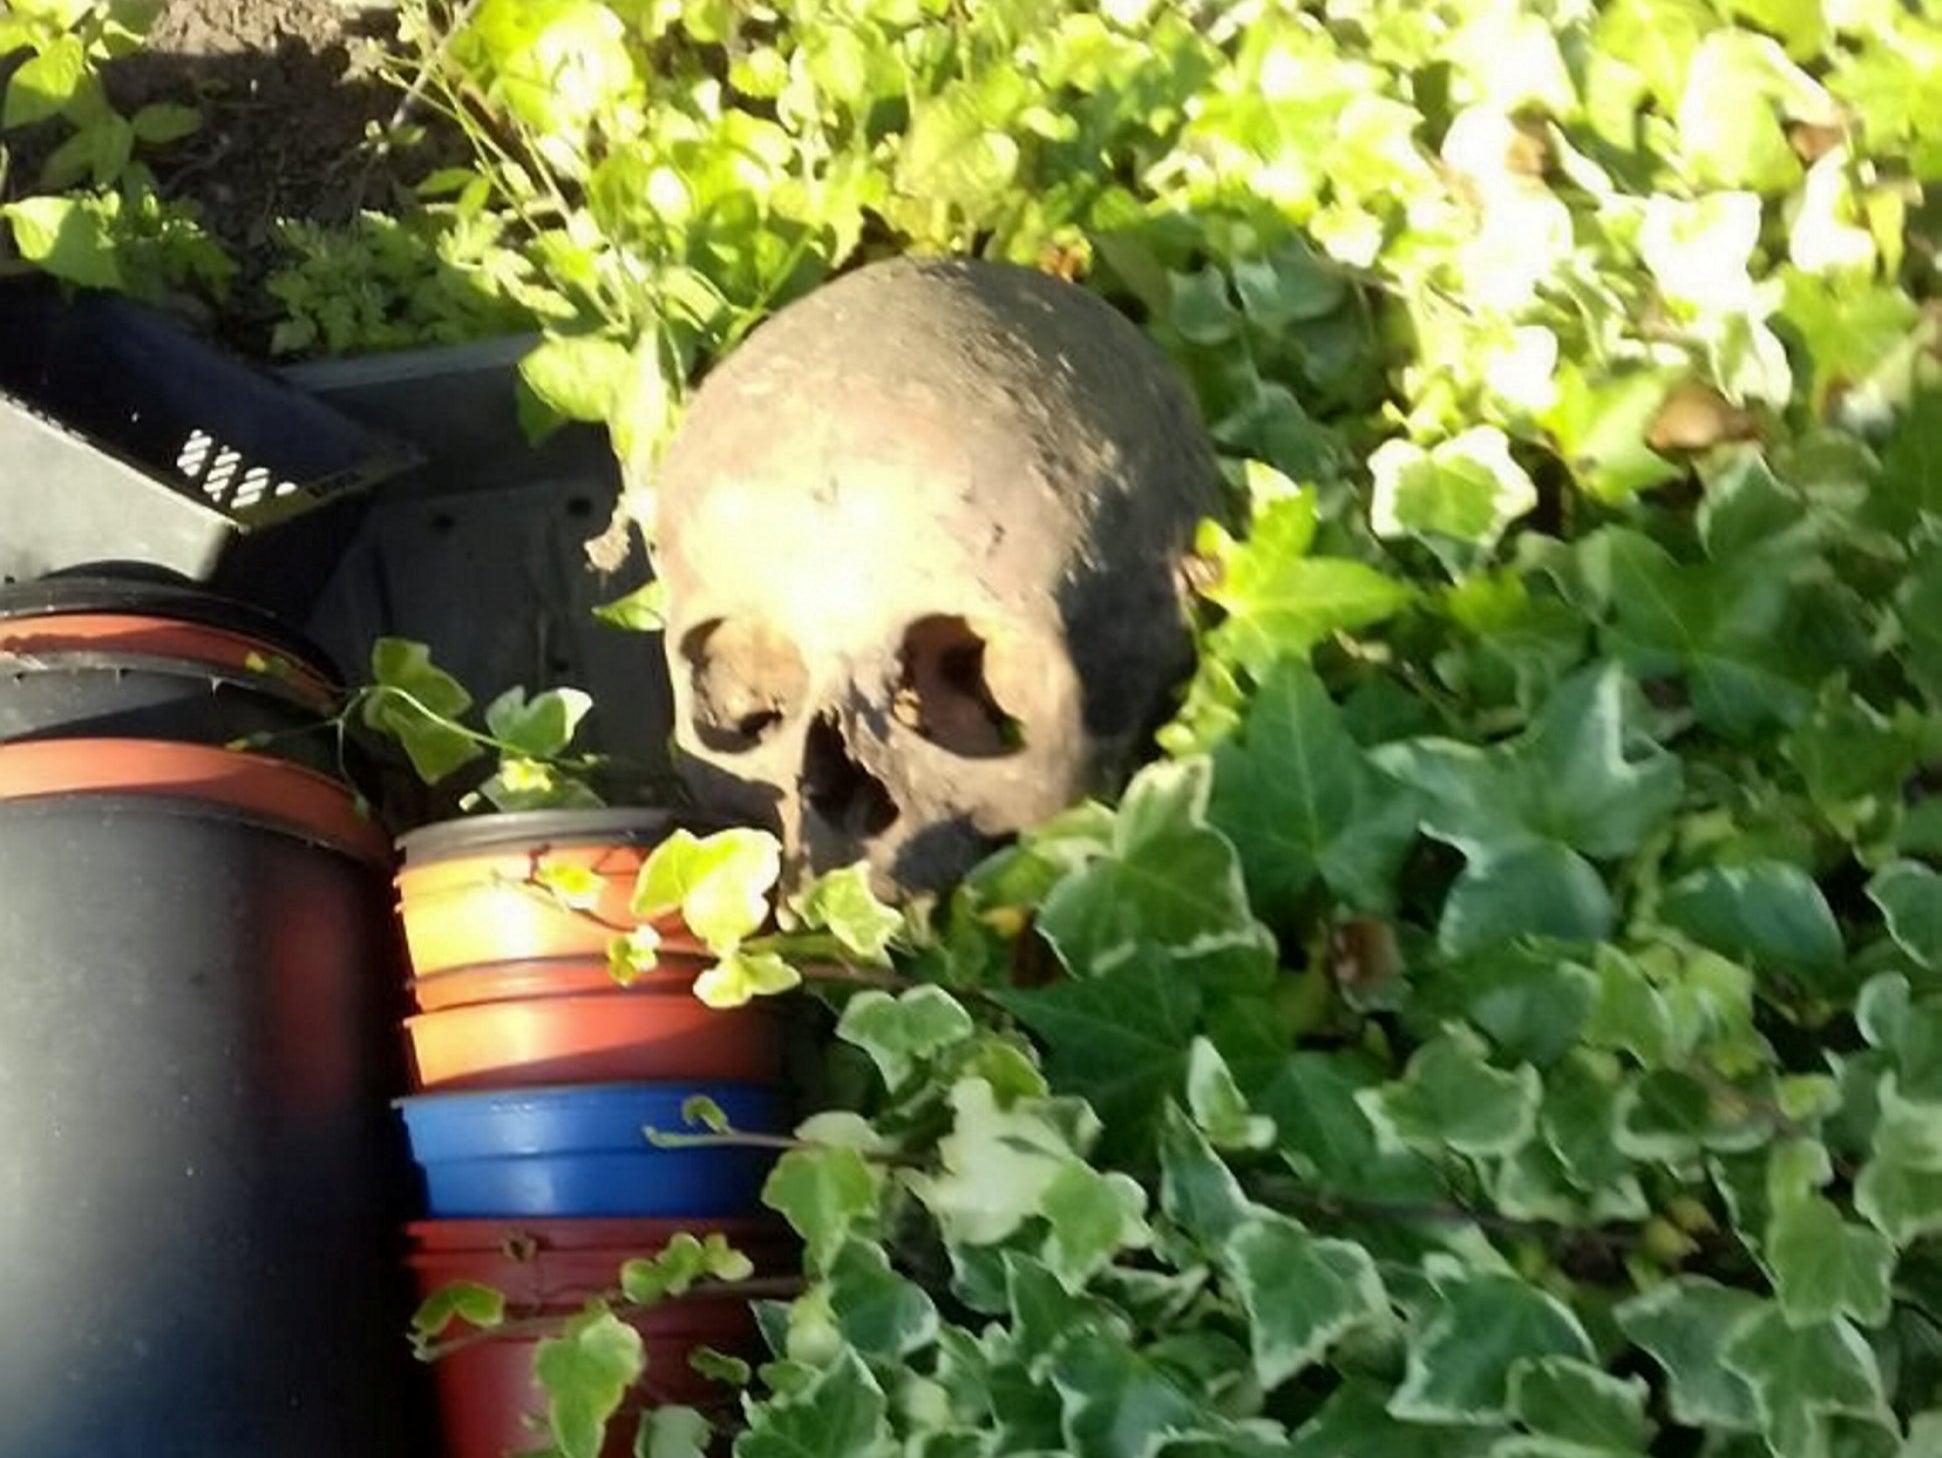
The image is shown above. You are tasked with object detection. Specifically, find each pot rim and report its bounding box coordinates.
[396,808,736,867]
[0,572,340,679]
[0,613,339,703]
[0,739,388,865]
[0,645,338,715]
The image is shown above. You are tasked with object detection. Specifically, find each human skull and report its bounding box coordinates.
[653,257,1220,893]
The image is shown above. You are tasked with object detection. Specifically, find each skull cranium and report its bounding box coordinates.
[652,257,1220,892]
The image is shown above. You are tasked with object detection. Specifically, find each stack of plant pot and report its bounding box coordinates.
[392,810,792,1458]
[0,569,415,1458]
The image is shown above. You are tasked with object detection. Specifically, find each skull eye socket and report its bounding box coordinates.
[895,615,1024,759]
[681,616,808,754]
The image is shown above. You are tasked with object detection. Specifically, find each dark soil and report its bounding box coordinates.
[109,0,444,350]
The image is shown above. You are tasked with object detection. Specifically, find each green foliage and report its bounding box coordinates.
[382,2,1942,1456]
[0,0,227,300]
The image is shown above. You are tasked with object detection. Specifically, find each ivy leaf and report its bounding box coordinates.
[411,1280,506,1342]
[1000,946,1201,1160]
[1256,1050,1446,1205]
[836,986,975,1091]
[1050,1332,1205,1458]
[1185,1037,1274,1151]
[1375,664,1682,953]
[736,1349,893,1458]
[130,101,201,144]
[1158,1102,1253,1249]
[484,685,593,759]
[1221,1211,1390,1389]
[1677,31,1826,193]
[519,332,634,424]
[1507,1357,1655,1453]
[1359,1027,1542,1159]
[897,92,1020,215]
[1766,1195,1896,1328]
[641,1406,711,1458]
[632,827,781,953]
[1721,1309,1888,1458]
[1390,1258,1595,1424]
[694,949,801,1009]
[3,35,85,127]
[1867,862,1942,971]
[790,862,902,963]
[824,1238,939,1360]
[1208,660,1421,919]
[1616,1277,1764,1432]
[1660,863,1845,992]
[762,1146,881,1271]
[595,579,668,632]
[1198,500,1412,673]
[1584,529,1814,739]
[1037,758,1274,980]
[1854,1075,1942,1246]
[1291,1379,1503,1458]
[534,1307,647,1458]
[908,1079,1095,1249]
[1370,427,1538,551]
[1040,1162,1152,1287]
[363,638,484,784]
[1542,365,1682,503]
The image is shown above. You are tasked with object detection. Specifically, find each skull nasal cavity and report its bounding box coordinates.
[896,616,1022,759]
[681,617,807,754]
[803,713,900,839]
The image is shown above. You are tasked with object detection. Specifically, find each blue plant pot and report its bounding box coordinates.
[397,1082,784,1218]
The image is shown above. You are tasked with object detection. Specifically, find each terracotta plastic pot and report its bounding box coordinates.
[0,569,340,681]
[407,1217,795,1307]
[0,738,389,864]
[409,957,712,1011]
[396,811,727,977]
[0,649,339,769]
[406,992,783,1090]
[409,1215,792,1256]
[0,612,338,708]
[427,1300,757,1458]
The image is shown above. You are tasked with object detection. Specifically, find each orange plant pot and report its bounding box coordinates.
[405,992,784,1090]
[410,958,710,1012]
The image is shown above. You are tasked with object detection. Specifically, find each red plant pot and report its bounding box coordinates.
[407,1216,796,1307]
[429,1301,757,1458]
[409,1220,776,1458]
[405,992,784,1090]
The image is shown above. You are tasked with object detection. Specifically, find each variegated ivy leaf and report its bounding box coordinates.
[837,986,976,1091]
[906,1078,1099,1249]
[1358,1026,1542,1159]
[693,949,800,1008]
[1185,1038,1274,1151]
[633,827,781,954]
[1369,426,1539,552]
[789,861,903,963]
[1390,1257,1595,1424]
[1036,757,1275,980]
[1221,1211,1389,1389]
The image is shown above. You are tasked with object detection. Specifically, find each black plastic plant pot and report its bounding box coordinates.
[0,650,341,773]
[0,746,422,1458]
